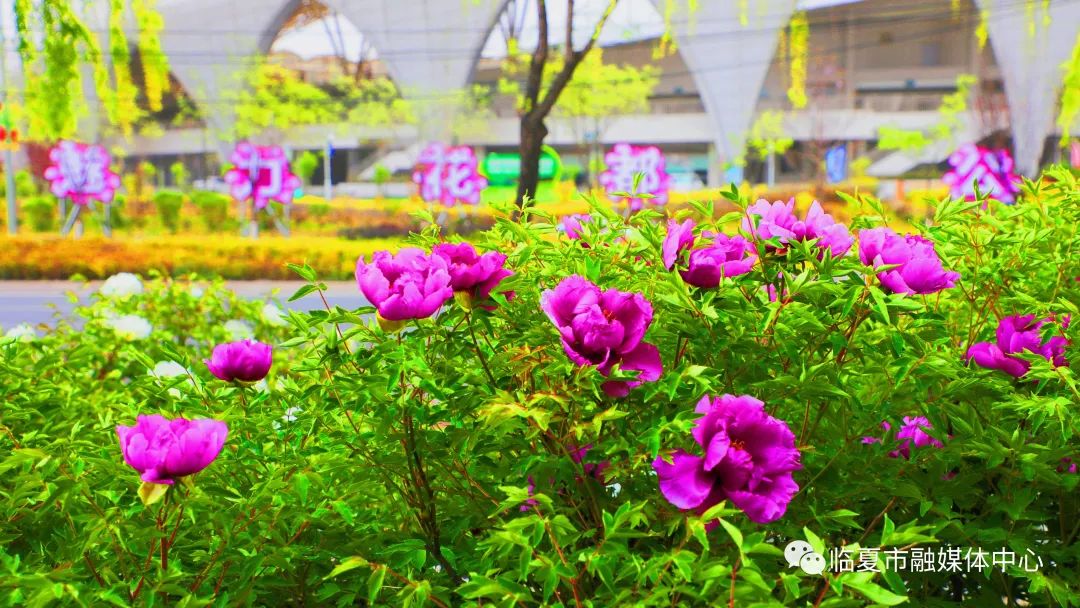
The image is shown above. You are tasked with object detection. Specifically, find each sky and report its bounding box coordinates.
[273,0,864,61]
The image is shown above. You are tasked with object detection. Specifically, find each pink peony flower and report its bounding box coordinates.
[743,199,853,257]
[355,248,454,321]
[862,417,943,459]
[681,235,758,288]
[432,242,514,308]
[858,228,960,295]
[205,339,272,383]
[662,219,757,287]
[541,275,663,397]
[569,443,610,483]
[966,314,1070,378]
[559,214,592,241]
[653,394,801,525]
[662,218,697,270]
[116,415,228,485]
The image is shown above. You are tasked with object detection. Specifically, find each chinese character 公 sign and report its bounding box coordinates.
[44,140,121,206]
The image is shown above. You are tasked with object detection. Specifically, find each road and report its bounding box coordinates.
[0,281,368,329]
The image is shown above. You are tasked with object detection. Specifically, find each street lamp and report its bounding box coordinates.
[0,105,19,236]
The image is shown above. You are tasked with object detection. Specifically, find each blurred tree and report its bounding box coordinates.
[230,62,416,140]
[520,49,659,187]
[504,0,698,211]
[504,0,618,212]
[13,0,170,140]
[877,74,978,154]
[1057,33,1080,146]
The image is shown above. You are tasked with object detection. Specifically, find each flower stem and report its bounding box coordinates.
[466,312,497,386]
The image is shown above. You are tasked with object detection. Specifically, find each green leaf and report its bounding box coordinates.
[804,527,826,556]
[366,565,386,603]
[870,287,891,325]
[844,576,908,605]
[332,500,355,525]
[287,263,317,282]
[288,284,319,302]
[323,556,369,580]
[295,474,310,504]
[880,514,895,547]
[718,519,743,551]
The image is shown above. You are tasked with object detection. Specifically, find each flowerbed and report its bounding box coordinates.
[1,167,1078,607]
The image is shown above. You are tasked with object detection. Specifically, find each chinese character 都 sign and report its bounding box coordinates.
[598,143,671,211]
[224,143,302,210]
[412,142,488,206]
[942,143,1021,204]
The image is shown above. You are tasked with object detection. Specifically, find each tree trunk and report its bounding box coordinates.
[515,114,548,213]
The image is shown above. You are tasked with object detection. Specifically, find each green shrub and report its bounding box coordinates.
[22,195,56,231]
[294,150,319,184]
[191,190,231,232]
[170,161,190,190]
[373,163,391,197]
[108,194,128,229]
[1,168,1078,607]
[152,189,185,233]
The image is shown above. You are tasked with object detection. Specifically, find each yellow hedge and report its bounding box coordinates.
[0,235,403,280]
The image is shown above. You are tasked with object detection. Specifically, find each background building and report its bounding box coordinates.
[103,0,1077,189]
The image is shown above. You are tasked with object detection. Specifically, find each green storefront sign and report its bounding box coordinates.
[482,147,562,186]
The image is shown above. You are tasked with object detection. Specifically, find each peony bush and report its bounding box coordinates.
[1,167,1078,607]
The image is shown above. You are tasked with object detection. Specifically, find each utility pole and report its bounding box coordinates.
[324,133,333,202]
[0,3,18,236]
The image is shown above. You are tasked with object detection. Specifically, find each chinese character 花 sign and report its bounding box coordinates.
[224,143,302,209]
[942,144,1021,204]
[599,143,671,211]
[412,142,488,206]
[44,140,121,206]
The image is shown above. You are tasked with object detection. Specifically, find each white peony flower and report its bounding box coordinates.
[150,361,194,398]
[4,323,37,342]
[224,319,254,340]
[261,303,287,327]
[151,360,189,379]
[105,314,153,340]
[272,406,303,430]
[99,273,143,298]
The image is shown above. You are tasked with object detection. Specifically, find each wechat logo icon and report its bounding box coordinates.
[785,540,826,575]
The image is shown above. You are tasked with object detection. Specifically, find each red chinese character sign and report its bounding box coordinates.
[223,142,301,237]
[412,143,488,206]
[45,140,121,236]
[599,143,672,212]
[942,144,1021,204]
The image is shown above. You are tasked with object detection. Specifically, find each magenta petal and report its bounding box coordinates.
[619,341,663,382]
[600,380,631,398]
[726,473,799,524]
[653,451,713,510]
